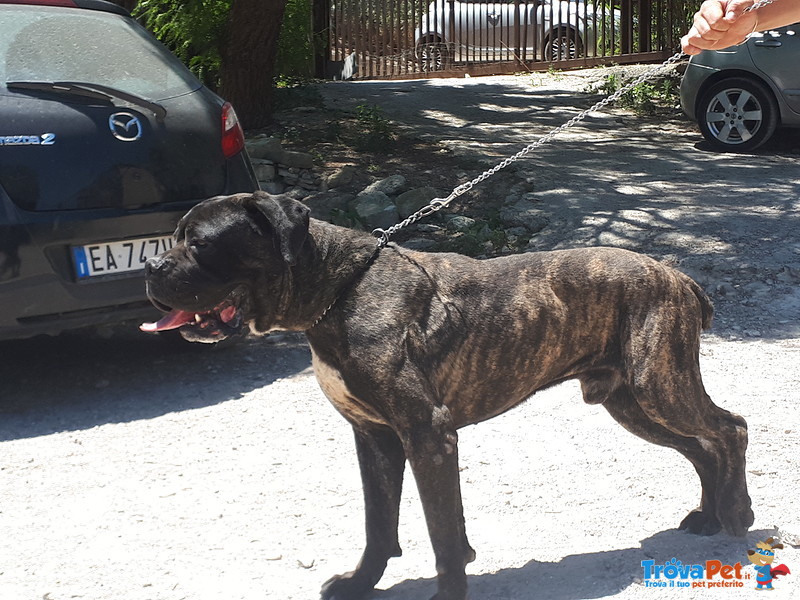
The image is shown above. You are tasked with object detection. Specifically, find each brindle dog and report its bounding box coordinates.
[142,191,754,600]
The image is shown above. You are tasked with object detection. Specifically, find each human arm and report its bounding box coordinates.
[681,0,800,55]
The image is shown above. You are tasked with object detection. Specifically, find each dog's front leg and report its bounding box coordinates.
[321,426,405,600]
[403,404,476,600]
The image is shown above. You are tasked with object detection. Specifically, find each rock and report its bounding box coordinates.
[401,238,437,251]
[362,175,407,196]
[286,187,312,200]
[278,168,299,185]
[714,282,736,297]
[303,191,353,220]
[351,191,399,230]
[280,150,315,170]
[260,181,285,195]
[414,224,443,233]
[395,186,439,218]
[473,223,493,243]
[246,136,283,162]
[251,159,277,182]
[445,215,476,231]
[499,199,549,233]
[777,524,800,547]
[323,165,357,190]
[505,226,529,238]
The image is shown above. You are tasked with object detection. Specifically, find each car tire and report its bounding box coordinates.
[544,29,583,61]
[417,41,450,71]
[696,76,778,152]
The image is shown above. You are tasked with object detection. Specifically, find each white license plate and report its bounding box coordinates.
[72,235,175,279]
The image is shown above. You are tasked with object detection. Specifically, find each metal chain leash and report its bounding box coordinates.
[371,0,778,247]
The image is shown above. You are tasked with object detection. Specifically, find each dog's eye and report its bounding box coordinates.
[188,239,208,250]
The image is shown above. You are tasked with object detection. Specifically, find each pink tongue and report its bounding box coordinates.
[140,309,196,333]
[220,305,236,323]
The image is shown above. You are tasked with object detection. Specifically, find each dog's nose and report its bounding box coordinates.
[145,254,171,276]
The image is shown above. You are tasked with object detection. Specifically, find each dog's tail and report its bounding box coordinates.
[679,271,714,331]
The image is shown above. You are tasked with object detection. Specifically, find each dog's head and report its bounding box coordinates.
[141,191,310,343]
[747,538,783,567]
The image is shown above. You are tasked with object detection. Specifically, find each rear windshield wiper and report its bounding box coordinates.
[6,81,167,120]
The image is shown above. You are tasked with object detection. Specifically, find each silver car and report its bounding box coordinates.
[415,0,619,69]
[680,23,800,151]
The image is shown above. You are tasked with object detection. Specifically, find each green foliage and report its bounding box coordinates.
[277,0,313,79]
[434,212,520,257]
[600,71,680,115]
[135,0,313,92]
[353,104,397,152]
[272,77,324,112]
[134,0,228,89]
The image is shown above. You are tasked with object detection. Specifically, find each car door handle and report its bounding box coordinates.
[753,39,782,47]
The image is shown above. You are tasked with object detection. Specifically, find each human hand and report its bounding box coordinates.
[681,0,759,55]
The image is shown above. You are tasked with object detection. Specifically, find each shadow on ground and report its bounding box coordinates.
[0,329,311,441]
[378,528,775,599]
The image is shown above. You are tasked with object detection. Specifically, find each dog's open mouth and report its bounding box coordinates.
[140,297,244,340]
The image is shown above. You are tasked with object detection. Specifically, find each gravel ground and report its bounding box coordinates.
[1,69,799,600]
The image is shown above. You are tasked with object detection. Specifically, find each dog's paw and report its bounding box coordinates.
[713,492,755,537]
[320,572,372,600]
[719,504,755,537]
[678,510,722,536]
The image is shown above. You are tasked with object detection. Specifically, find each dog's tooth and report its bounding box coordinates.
[195,314,202,323]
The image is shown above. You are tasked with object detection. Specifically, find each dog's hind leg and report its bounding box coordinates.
[585,376,727,535]
[597,336,753,536]
[321,426,406,600]
[605,295,754,537]
[634,383,752,537]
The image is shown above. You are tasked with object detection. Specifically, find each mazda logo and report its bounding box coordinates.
[108,112,142,141]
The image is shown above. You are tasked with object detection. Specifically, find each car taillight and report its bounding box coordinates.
[221,102,245,158]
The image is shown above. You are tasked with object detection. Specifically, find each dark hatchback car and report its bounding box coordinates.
[0,0,257,341]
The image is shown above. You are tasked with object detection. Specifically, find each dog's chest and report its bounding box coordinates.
[310,350,387,427]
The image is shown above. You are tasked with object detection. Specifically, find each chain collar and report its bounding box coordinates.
[310,298,337,329]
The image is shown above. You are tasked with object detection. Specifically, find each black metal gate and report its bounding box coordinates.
[319,0,692,79]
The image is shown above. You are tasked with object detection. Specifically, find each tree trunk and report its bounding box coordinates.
[221,0,288,130]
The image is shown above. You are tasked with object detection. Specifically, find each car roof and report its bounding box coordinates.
[0,0,129,17]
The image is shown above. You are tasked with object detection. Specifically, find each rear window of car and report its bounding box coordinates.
[0,4,201,100]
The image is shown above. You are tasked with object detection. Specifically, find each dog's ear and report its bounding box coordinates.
[174,196,219,241]
[243,192,310,265]
[173,210,190,241]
